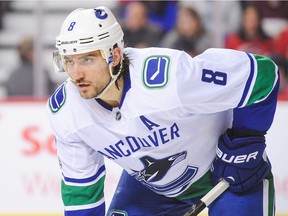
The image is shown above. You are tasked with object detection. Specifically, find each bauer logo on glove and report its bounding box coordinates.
[216,146,260,165]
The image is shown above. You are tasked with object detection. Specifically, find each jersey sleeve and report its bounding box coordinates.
[47,83,106,216]
[232,53,279,132]
[177,48,279,132]
[56,138,106,216]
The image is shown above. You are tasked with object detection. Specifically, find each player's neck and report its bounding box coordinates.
[99,77,124,107]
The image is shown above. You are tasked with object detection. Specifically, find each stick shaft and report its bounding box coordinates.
[184,179,229,216]
[201,179,229,206]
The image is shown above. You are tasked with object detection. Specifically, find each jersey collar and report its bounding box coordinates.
[96,71,131,111]
[119,72,131,109]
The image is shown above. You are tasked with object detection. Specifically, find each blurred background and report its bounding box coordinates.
[0,0,288,98]
[0,1,287,216]
[0,0,287,99]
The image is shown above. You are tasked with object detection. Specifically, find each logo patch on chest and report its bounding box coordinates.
[131,151,198,195]
[135,151,187,182]
[143,56,170,88]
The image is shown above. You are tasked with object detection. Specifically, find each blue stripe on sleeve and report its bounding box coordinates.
[237,53,255,108]
[65,202,105,216]
[63,165,105,184]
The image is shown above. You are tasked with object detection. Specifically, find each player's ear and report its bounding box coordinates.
[112,47,121,67]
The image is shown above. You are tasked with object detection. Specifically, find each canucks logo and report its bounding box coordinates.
[49,83,66,113]
[94,8,108,19]
[143,56,170,88]
[131,151,198,195]
[135,151,187,182]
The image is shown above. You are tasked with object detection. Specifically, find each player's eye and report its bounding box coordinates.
[82,57,94,64]
[63,57,74,65]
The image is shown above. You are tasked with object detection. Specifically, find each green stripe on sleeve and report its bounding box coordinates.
[62,175,105,206]
[246,55,276,106]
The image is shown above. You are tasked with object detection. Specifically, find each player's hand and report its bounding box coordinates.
[211,130,270,193]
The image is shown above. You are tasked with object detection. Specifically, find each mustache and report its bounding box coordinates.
[72,78,90,85]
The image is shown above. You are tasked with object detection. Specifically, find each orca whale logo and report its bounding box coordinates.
[94,8,108,19]
[134,151,187,183]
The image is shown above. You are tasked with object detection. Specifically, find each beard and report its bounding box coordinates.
[72,77,112,99]
[79,86,98,99]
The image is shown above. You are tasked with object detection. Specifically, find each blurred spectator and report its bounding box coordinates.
[273,26,288,60]
[224,5,273,55]
[142,1,178,33]
[179,1,242,48]
[6,36,55,97]
[160,6,211,57]
[245,1,288,38]
[117,1,177,34]
[271,55,288,101]
[248,1,288,20]
[272,27,288,101]
[120,1,163,48]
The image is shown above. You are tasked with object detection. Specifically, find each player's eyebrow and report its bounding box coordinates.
[64,52,101,61]
[78,54,98,60]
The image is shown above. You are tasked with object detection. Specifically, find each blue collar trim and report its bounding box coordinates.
[96,72,131,111]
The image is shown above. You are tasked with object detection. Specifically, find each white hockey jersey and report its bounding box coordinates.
[47,47,278,214]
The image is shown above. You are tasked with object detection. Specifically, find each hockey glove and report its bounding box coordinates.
[211,130,270,193]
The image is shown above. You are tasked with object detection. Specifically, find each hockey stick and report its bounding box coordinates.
[183,179,229,216]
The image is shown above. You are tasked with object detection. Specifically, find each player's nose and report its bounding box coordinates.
[69,63,85,79]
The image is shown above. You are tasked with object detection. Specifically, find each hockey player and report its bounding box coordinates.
[48,6,279,216]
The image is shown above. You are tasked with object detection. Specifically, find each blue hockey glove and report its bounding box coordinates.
[211,130,270,193]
